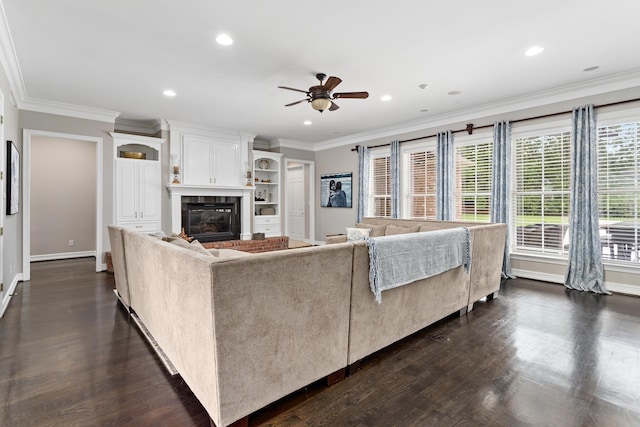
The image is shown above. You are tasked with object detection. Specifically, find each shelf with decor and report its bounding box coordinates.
[252,151,283,237]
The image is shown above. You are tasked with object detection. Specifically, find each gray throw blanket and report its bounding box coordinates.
[368,227,471,303]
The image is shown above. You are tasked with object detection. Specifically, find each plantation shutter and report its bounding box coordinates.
[597,121,640,261]
[371,155,391,217]
[407,150,437,219]
[455,142,492,221]
[514,132,571,253]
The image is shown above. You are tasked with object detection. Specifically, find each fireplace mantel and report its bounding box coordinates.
[166,184,254,240]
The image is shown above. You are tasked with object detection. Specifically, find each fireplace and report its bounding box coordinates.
[167,184,253,240]
[181,197,240,242]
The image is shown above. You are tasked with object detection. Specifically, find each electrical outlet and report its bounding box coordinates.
[68,240,75,247]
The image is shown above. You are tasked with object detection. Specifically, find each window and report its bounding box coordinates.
[370,153,391,217]
[597,121,639,262]
[405,149,437,219]
[514,131,571,253]
[455,141,492,222]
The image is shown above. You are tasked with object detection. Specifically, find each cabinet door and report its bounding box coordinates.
[182,136,213,185]
[138,161,161,222]
[213,140,239,186]
[116,160,138,222]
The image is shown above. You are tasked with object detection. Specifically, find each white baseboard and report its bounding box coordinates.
[1,273,23,319]
[511,268,640,297]
[511,268,564,285]
[30,251,96,262]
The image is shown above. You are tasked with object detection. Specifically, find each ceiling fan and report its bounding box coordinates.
[278,73,369,113]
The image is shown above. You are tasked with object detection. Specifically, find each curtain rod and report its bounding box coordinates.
[350,97,640,152]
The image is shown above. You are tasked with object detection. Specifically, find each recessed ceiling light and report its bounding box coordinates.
[420,109,429,112]
[448,90,462,96]
[381,95,392,102]
[303,120,312,125]
[525,46,544,56]
[418,84,429,90]
[584,66,599,72]
[163,89,176,97]
[216,34,233,45]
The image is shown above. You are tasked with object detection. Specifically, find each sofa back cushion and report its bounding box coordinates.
[385,224,420,235]
[356,222,387,237]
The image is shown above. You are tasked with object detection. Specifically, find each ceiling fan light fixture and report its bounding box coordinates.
[311,98,332,112]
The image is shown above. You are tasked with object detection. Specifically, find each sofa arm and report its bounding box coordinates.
[325,234,347,244]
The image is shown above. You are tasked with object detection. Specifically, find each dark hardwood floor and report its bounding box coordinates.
[1,258,639,426]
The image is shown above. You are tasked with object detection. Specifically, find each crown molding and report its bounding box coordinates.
[313,68,640,151]
[114,118,168,135]
[0,2,27,104]
[19,98,120,123]
[271,138,315,152]
[166,119,256,140]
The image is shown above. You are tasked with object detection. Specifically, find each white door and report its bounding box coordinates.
[287,166,305,241]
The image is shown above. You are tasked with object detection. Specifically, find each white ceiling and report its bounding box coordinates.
[3,0,640,146]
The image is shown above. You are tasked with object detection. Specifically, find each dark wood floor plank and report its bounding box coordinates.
[1,259,639,426]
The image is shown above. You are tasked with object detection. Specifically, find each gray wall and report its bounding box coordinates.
[0,61,21,311]
[30,136,96,256]
[274,146,315,162]
[314,145,358,238]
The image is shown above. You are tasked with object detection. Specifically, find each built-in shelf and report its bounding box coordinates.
[253,151,283,237]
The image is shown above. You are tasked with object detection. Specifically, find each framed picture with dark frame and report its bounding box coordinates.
[320,172,352,208]
[7,140,20,215]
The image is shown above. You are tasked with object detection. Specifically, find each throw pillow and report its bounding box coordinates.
[356,222,388,237]
[346,226,371,241]
[385,224,421,236]
[189,240,215,257]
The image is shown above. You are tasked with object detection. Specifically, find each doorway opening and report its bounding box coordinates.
[284,159,315,244]
[22,130,103,280]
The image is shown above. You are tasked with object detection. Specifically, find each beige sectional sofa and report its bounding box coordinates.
[107,217,506,427]
[117,227,353,427]
[326,218,507,365]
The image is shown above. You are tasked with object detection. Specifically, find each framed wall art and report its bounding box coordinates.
[7,140,20,215]
[320,172,352,208]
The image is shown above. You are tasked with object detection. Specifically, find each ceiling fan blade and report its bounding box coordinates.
[285,99,308,107]
[278,86,309,94]
[323,76,342,92]
[329,101,340,111]
[333,91,369,99]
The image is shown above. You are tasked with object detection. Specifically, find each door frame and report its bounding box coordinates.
[22,129,103,280]
[284,158,315,244]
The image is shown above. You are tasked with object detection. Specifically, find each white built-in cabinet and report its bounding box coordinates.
[253,151,283,237]
[112,132,164,232]
[182,135,239,186]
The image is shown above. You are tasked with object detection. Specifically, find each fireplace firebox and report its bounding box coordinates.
[182,198,240,242]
